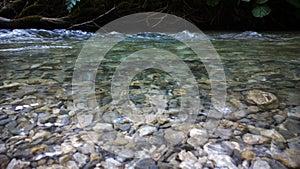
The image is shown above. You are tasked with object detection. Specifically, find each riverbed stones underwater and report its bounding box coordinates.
[1,72,300,168]
[1,30,300,168]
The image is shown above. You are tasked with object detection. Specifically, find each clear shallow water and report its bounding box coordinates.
[1,29,299,107]
[0,29,300,168]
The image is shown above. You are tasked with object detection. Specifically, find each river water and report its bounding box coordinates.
[0,29,299,168]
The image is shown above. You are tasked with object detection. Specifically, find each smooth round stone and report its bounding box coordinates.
[242,133,270,145]
[247,106,260,113]
[187,128,208,147]
[138,125,157,137]
[73,152,88,167]
[246,90,278,109]
[241,148,256,160]
[251,159,271,169]
[92,123,113,131]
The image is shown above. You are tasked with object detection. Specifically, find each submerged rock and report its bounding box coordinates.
[6,159,30,169]
[138,125,157,136]
[251,159,271,169]
[187,128,208,147]
[271,148,300,168]
[0,154,10,169]
[246,90,278,109]
[242,133,270,145]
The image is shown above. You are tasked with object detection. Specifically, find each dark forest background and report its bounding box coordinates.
[0,0,299,31]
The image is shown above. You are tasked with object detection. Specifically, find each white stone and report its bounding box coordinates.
[138,125,157,136]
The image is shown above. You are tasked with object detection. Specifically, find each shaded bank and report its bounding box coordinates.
[0,0,300,31]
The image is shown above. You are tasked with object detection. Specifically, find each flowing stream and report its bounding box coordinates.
[0,29,299,168]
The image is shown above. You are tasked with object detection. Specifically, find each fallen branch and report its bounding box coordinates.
[40,17,68,24]
[68,6,116,29]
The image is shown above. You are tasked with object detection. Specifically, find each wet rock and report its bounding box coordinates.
[203,142,233,155]
[112,134,128,146]
[283,119,300,134]
[135,158,156,169]
[61,142,76,154]
[246,90,278,109]
[0,118,11,125]
[208,154,238,169]
[77,114,93,128]
[214,128,233,139]
[178,150,204,169]
[78,143,95,154]
[73,152,88,167]
[287,106,300,120]
[260,129,286,142]
[101,158,122,169]
[92,123,113,131]
[227,110,248,120]
[32,130,51,141]
[0,82,21,90]
[66,161,79,169]
[0,143,7,153]
[38,113,57,123]
[6,158,30,169]
[0,154,10,169]
[118,124,131,131]
[13,149,31,158]
[247,106,260,113]
[241,148,256,161]
[271,148,300,168]
[251,159,271,169]
[164,128,186,145]
[157,161,173,169]
[288,141,300,151]
[138,125,157,136]
[187,128,208,147]
[273,115,286,124]
[242,133,270,145]
[269,159,288,169]
[55,115,70,126]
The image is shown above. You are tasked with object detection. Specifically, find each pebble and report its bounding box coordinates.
[73,152,88,167]
[283,119,300,134]
[92,123,113,131]
[187,128,208,147]
[241,148,256,160]
[247,106,260,113]
[242,133,270,145]
[164,128,186,145]
[178,150,204,169]
[101,158,122,169]
[77,114,93,128]
[0,143,7,153]
[66,161,79,169]
[61,142,76,154]
[288,106,300,120]
[6,159,30,169]
[260,129,286,142]
[251,159,271,169]
[138,125,157,136]
[246,90,278,109]
[208,154,238,169]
